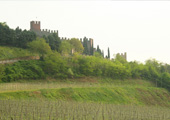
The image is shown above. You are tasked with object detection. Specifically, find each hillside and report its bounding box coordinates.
[1,23,170,119]
[0,46,36,60]
[1,79,170,119]
[0,78,170,107]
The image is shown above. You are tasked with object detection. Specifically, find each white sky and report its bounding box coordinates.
[0,1,170,63]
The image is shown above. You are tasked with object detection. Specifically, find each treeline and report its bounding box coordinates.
[0,22,170,91]
[1,52,170,90]
[0,23,36,48]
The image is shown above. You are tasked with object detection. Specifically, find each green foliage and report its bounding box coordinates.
[1,22,170,92]
[69,55,130,79]
[45,33,61,51]
[0,64,5,82]
[0,23,15,46]
[0,23,36,48]
[94,51,103,58]
[14,27,36,48]
[107,47,110,59]
[97,45,102,55]
[2,60,45,82]
[160,72,170,89]
[82,37,94,55]
[69,38,84,54]
[59,40,72,55]
[27,37,52,58]
[1,85,170,107]
[0,46,35,60]
[82,37,89,55]
[67,68,74,78]
[43,52,68,78]
[114,53,127,64]
[0,50,170,91]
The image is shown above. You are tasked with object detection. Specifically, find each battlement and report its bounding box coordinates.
[30,21,41,31]
[29,21,94,55]
[41,29,58,34]
[31,21,40,24]
[30,21,59,37]
[60,37,71,41]
[116,52,127,60]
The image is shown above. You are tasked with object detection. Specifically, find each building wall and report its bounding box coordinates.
[30,21,58,37]
[30,21,40,31]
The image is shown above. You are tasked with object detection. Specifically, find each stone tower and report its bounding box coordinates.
[30,21,41,31]
[30,21,58,37]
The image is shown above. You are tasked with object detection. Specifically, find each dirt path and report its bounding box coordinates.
[0,56,40,64]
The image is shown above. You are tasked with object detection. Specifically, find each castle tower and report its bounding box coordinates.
[89,38,94,55]
[124,52,127,60]
[30,21,41,31]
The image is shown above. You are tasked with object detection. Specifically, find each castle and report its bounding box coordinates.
[30,21,94,55]
[30,21,58,37]
[30,21,127,60]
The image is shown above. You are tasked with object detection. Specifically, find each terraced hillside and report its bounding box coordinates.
[0,78,170,120]
[0,78,170,106]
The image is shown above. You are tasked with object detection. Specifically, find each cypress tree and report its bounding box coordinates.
[108,47,110,59]
[91,41,93,55]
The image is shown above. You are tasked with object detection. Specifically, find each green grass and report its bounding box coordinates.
[0,78,170,119]
[0,78,155,93]
[0,46,36,60]
[0,79,170,107]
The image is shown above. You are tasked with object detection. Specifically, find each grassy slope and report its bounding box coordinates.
[0,46,36,60]
[0,78,170,107]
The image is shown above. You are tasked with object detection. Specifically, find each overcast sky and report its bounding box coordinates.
[1,1,170,63]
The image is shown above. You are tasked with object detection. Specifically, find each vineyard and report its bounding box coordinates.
[0,79,170,120]
[0,100,170,120]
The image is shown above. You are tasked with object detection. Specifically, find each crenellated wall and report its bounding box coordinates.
[30,21,94,55]
[116,52,127,60]
[30,21,41,31]
[30,21,58,37]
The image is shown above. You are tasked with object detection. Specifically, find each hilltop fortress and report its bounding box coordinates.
[30,21,127,60]
[30,21,94,55]
[30,21,58,37]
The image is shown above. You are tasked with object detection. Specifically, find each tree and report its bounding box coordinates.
[107,47,110,59]
[0,22,15,46]
[0,64,5,82]
[43,52,68,78]
[59,40,72,55]
[94,51,103,58]
[47,33,61,51]
[0,23,36,48]
[69,38,84,54]
[90,40,94,55]
[96,45,103,57]
[101,50,104,58]
[83,37,89,55]
[114,53,126,64]
[15,29,36,48]
[27,37,52,59]
[1,22,7,26]
[97,45,100,53]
